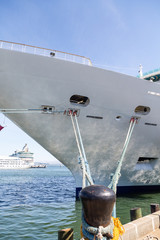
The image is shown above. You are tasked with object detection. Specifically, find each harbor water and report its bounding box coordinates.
[1,165,160,239]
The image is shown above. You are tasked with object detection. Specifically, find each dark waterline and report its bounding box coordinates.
[0,166,160,239]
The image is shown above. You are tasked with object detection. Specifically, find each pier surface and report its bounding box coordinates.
[121,210,160,240]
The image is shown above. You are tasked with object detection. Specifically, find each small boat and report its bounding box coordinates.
[31,164,46,168]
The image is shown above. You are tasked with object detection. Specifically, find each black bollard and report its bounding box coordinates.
[150,203,160,213]
[80,185,116,228]
[130,207,142,221]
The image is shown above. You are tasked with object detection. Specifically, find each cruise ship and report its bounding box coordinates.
[0,144,34,169]
[0,40,160,197]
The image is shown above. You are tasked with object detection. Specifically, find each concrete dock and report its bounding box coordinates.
[121,210,160,240]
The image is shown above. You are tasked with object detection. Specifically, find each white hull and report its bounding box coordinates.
[0,43,160,193]
[0,144,34,170]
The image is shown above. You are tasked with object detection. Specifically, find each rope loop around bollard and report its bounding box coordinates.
[81,213,114,240]
[81,215,125,240]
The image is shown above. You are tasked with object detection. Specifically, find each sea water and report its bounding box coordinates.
[0,166,160,240]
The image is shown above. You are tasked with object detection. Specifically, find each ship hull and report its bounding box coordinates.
[0,47,160,193]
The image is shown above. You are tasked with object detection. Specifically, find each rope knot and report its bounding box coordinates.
[96,226,103,239]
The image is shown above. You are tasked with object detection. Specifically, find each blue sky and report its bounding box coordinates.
[0,0,160,164]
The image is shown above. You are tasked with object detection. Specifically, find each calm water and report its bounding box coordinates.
[0,166,160,239]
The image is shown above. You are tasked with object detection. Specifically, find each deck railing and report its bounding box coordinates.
[0,40,92,66]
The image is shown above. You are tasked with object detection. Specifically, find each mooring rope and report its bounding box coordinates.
[81,212,114,240]
[69,110,93,188]
[108,117,138,193]
[80,215,125,240]
[74,114,93,182]
[108,117,138,218]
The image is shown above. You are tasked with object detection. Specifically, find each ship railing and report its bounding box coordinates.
[0,40,92,66]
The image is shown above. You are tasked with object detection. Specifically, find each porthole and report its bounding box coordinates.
[135,157,158,171]
[137,157,158,163]
[70,95,90,107]
[50,52,55,56]
[116,116,122,120]
[134,105,150,115]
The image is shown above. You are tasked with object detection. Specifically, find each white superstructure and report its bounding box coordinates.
[0,40,160,195]
[0,144,34,169]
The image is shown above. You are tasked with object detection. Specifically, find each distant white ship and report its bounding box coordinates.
[0,144,34,169]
